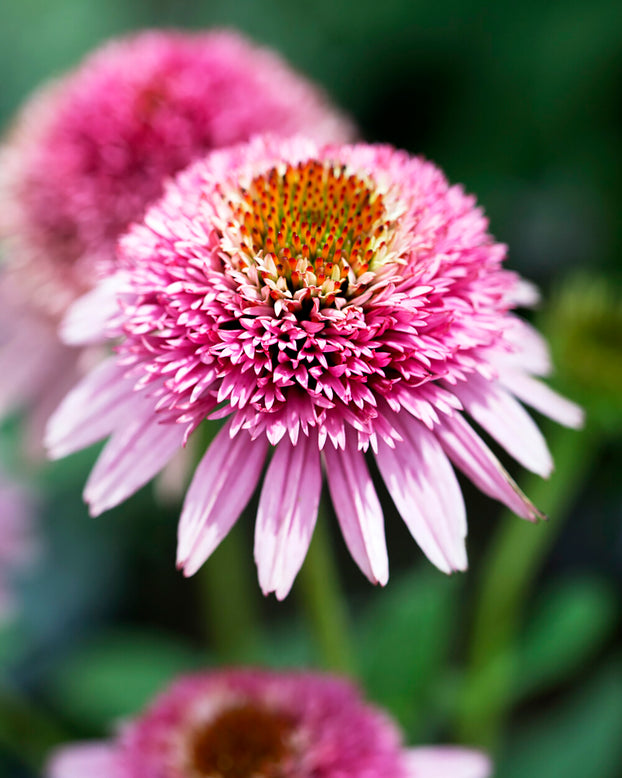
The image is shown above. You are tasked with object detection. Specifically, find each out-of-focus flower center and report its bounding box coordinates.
[186,703,296,777]
[223,160,396,310]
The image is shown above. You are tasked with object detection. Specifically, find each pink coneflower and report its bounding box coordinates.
[0,470,36,619]
[47,668,491,778]
[0,30,353,448]
[47,136,583,598]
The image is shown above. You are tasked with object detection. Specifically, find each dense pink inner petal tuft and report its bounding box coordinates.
[113,138,522,458]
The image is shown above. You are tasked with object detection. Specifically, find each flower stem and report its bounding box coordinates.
[456,421,599,750]
[296,502,357,676]
[197,517,263,663]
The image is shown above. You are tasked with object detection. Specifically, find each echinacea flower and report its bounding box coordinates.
[0,30,353,449]
[0,470,36,619]
[47,136,583,598]
[46,668,491,778]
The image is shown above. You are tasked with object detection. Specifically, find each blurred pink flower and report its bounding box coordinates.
[0,30,353,450]
[0,470,36,619]
[47,136,583,598]
[46,668,490,778]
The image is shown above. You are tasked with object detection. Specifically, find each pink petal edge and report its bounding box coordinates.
[324,433,388,585]
[255,434,322,599]
[375,415,467,574]
[60,273,125,345]
[84,413,185,515]
[47,743,121,778]
[453,375,553,477]
[178,423,268,576]
[404,746,492,778]
[501,371,584,429]
[435,413,544,521]
[45,357,137,458]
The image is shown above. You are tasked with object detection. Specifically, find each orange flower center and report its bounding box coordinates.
[225,160,394,307]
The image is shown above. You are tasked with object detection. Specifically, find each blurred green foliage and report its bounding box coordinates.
[359,569,460,738]
[45,630,202,733]
[498,660,622,778]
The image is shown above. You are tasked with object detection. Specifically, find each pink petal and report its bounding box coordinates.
[375,415,467,574]
[155,441,195,504]
[0,314,58,414]
[453,375,553,477]
[61,274,125,345]
[47,743,121,778]
[22,343,82,458]
[84,414,185,515]
[435,413,543,521]
[404,746,492,778]
[502,318,552,376]
[45,358,136,458]
[507,278,540,308]
[324,433,388,585]
[501,371,584,429]
[177,423,268,576]
[255,434,322,600]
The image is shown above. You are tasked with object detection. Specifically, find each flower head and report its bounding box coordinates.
[48,136,583,598]
[0,30,353,442]
[47,668,490,778]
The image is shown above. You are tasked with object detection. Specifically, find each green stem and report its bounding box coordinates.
[193,422,263,663]
[0,687,69,772]
[197,518,263,663]
[457,421,599,750]
[296,502,357,676]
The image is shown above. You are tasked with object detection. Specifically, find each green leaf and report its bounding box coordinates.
[498,659,622,778]
[357,567,459,736]
[45,630,202,733]
[517,576,619,698]
[458,576,619,730]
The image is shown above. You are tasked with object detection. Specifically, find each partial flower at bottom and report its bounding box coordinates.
[0,29,353,451]
[47,136,583,598]
[46,668,491,778]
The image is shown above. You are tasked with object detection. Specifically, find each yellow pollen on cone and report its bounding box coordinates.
[228,160,393,304]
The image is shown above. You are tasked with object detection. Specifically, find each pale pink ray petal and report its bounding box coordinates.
[506,277,540,307]
[255,434,322,599]
[375,416,467,574]
[84,415,185,516]
[23,342,84,458]
[155,440,197,505]
[324,433,388,585]
[453,375,553,477]
[178,423,268,576]
[404,746,492,778]
[60,273,126,345]
[502,317,552,375]
[0,315,57,414]
[47,744,122,778]
[501,370,584,429]
[45,357,136,458]
[435,412,543,521]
